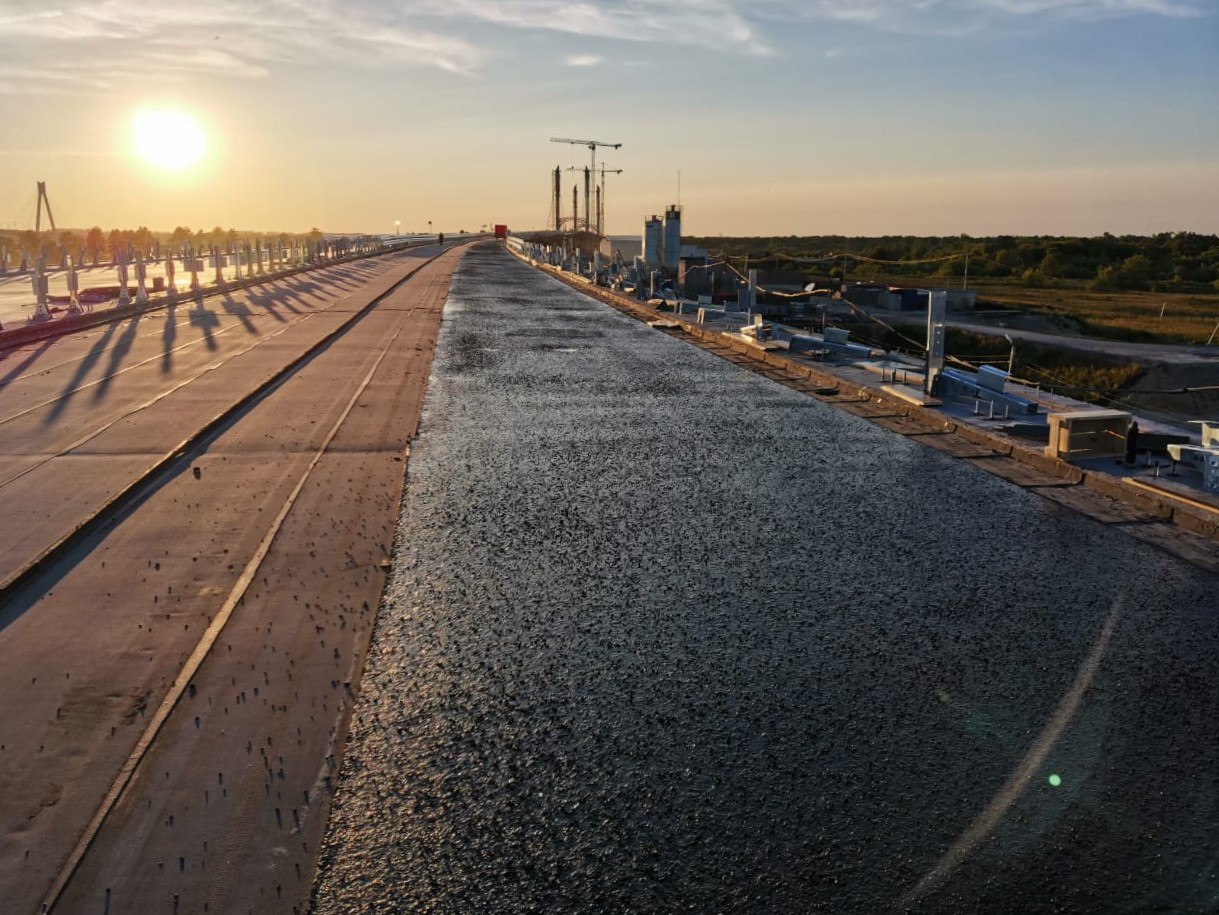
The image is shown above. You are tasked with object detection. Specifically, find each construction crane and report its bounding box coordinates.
[597,165,623,237]
[563,166,593,231]
[551,138,621,235]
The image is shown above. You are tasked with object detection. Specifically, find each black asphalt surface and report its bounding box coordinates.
[312,247,1219,914]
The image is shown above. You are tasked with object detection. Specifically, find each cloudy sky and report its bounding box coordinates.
[0,0,1215,236]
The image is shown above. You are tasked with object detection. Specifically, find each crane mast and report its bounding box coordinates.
[550,138,622,235]
[597,165,623,237]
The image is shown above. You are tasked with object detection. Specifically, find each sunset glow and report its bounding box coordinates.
[131,109,206,172]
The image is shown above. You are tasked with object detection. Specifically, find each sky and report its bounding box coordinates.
[0,0,1216,237]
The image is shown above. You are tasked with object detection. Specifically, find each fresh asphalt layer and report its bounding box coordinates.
[313,247,1219,914]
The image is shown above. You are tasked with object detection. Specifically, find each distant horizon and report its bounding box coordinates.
[3,225,1218,242]
[1,1,1215,238]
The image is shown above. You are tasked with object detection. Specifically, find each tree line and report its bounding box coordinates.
[686,232,1219,294]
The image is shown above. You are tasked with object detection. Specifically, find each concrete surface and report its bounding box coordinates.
[0,245,463,914]
[0,247,444,591]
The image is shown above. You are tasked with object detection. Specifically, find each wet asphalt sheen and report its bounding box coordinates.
[312,247,1219,914]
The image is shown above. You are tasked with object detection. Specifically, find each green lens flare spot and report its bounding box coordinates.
[1048,774,1062,788]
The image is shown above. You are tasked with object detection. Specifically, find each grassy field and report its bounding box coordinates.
[688,233,1219,345]
[839,322,1143,404]
[855,273,1219,345]
[968,282,1219,344]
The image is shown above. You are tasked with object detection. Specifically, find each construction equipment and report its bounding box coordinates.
[551,138,622,234]
[597,165,623,236]
[563,167,593,231]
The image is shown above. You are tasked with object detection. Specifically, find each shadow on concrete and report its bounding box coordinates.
[190,304,221,352]
[0,339,56,389]
[91,316,142,403]
[0,297,380,634]
[43,320,121,426]
[161,303,178,374]
[219,295,257,335]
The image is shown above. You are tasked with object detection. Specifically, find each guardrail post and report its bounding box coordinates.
[31,254,51,320]
[165,248,177,302]
[188,247,201,293]
[66,255,81,314]
[256,240,265,276]
[117,254,132,306]
[213,244,225,287]
[135,250,149,305]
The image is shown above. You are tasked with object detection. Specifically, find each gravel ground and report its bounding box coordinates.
[312,246,1219,914]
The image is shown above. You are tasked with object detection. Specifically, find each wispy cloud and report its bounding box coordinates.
[0,0,1206,95]
[423,0,774,55]
[792,0,1206,33]
[0,0,483,94]
[0,10,64,28]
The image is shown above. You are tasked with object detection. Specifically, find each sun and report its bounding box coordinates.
[131,109,206,171]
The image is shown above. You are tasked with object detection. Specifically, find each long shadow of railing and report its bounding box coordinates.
[42,320,121,426]
[189,305,221,352]
[91,316,142,403]
[0,339,55,389]
[27,243,437,427]
[219,295,257,335]
[161,303,178,374]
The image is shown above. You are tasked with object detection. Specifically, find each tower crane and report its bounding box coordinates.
[551,138,621,235]
[597,165,623,237]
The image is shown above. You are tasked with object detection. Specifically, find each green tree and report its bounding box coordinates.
[85,226,105,262]
[1038,249,1066,278]
[1119,254,1152,290]
[1090,265,1119,291]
